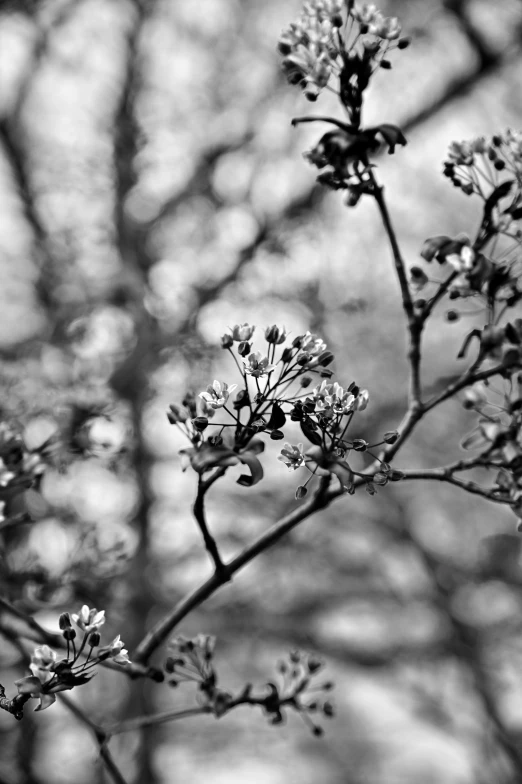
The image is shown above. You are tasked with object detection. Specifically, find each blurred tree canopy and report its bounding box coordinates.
[2,0,522,782]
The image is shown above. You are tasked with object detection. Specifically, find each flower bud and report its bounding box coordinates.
[281,347,293,362]
[307,655,323,673]
[300,376,313,388]
[89,631,101,647]
[397,37,411,48]
[221,333,233,349]
[345,188,361,207]
[168,403,189,424]
[63,628,76,641]
[295,485,308,499]
[352,439,368,451]
[265,325,287,344]
[237,341,251,356]
[232,323,255,341]
[318,351,334,367]
[446,309,459,322]
[192,416,209,431]
[383,430,399,444]
[233,389,249,409]
[323,701,335,717]
[59,612,72,630]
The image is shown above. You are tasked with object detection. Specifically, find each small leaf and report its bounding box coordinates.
[236,450,264,487]
[300,419,323,446]
[484,180,514,219]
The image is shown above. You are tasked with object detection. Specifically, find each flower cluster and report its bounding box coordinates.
[266,649,335,736]
[414,137,522,320]
[170,325,397,498]
[279,1,409,205]
[15,606,129,711]
[164,638,335,736]
[460,377,522,522]
[0,422,51,524]
[278,2,406,104]
[444,131,522,201]
[169,324,405,499]
[165,635,232,716]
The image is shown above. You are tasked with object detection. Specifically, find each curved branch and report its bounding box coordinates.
[133,475,332,663]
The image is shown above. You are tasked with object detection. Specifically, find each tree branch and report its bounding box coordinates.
[133,475,332,663]
[59,694,129,784]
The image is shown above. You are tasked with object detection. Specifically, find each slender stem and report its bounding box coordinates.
[108,706,210,734]
[369,168,422,406]
[424,363,506,411]
[193,477,226,575]
[400,468,512,504]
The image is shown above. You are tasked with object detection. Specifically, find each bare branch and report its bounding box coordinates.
[133,475,333,663]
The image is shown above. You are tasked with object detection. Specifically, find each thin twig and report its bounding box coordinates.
[424,363,506,411]
[369,168,423,407]
[107,706,209,734]
[400,468,512,504]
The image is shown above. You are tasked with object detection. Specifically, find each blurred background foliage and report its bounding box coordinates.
[1,0,522,782]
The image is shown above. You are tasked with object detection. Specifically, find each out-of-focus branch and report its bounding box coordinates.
[0,0,83,306]
[401,467,512,504]
[0,597,61,648]
[397,508,522,774]
[59,695,129,784]
[424,363,506,410]
[107,706,209,735]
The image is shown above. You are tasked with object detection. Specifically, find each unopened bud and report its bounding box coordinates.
[59,612,72,630]
[192,416,209,431]
[318,351,334,367]
[221,333,233,349]
[237,341,251,356]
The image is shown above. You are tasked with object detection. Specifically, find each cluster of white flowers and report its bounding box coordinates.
[278,1,403,100]
[444,130,522,203]
[313,380,368,416]
[350,3,401,39]
[278,2,342,100]
[15,606,130,712]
